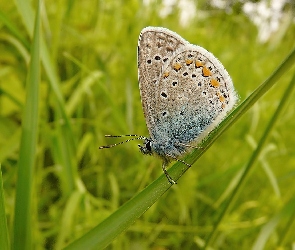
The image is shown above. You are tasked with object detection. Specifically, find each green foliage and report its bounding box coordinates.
[13,1,40,249]
[0,0,295,249]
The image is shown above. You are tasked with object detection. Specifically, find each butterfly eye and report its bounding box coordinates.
[146,141,151,151]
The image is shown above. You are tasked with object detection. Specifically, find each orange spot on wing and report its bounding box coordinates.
[195,60,204,68]
[210,79,220,88]
[202,67,212,77]
[163,72,169,78]
[173,63,182,71]
[185,59,193,65]
[219,95,226,103]
[217,92,225,103]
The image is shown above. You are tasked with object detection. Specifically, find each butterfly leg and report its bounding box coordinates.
[162,154,192,184]
[162,162,176,185]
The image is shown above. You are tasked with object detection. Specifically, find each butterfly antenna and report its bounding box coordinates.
[104,134,142,138]
[99,135,146,149]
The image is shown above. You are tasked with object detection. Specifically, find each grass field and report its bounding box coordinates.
[1,1,295,249]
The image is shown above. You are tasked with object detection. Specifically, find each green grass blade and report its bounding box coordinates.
[64,48,295,250]
[277,198,295,247]
[0,9,30,48]
[204,69,295,248]
[14,0,77,194]
[252,196,295,250]
[252,211,282,250]
[56,191,84,249]
[12,1,40,249]
[0,165,10,250]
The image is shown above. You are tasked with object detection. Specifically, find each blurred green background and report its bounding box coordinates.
[1,0,295,249]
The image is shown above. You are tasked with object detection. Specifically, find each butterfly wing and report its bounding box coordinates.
[151,43,238,156]
[138,27,188,137]
[138,27,238,158]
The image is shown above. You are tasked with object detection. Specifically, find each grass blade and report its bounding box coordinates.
[14,0,77,194]
[0,165,10,250]
[12,1,40,249]
[252,196,295,250]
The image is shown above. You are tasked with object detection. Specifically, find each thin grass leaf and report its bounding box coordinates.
[12,1,40,249]
[0,34,30,64]
[0,9,30,48]
[0,165,10,250]
[56,191,84,249]
[252,213,281,250]
[246,137,280,197]
[277,198,295,247]
[259,152,281,197]
[14,0,77,194]
[252,195,295,250]
[204,69,295,249]
[66,71,102,116]
[64,46,295,250]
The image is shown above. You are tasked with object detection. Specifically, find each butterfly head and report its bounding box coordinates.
[138,138,153,155]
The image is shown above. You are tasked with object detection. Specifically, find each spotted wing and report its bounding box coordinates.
[138,27,188,137]
[151,44,238,153]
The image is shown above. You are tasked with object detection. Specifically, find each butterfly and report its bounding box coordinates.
[100,27,238,184]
